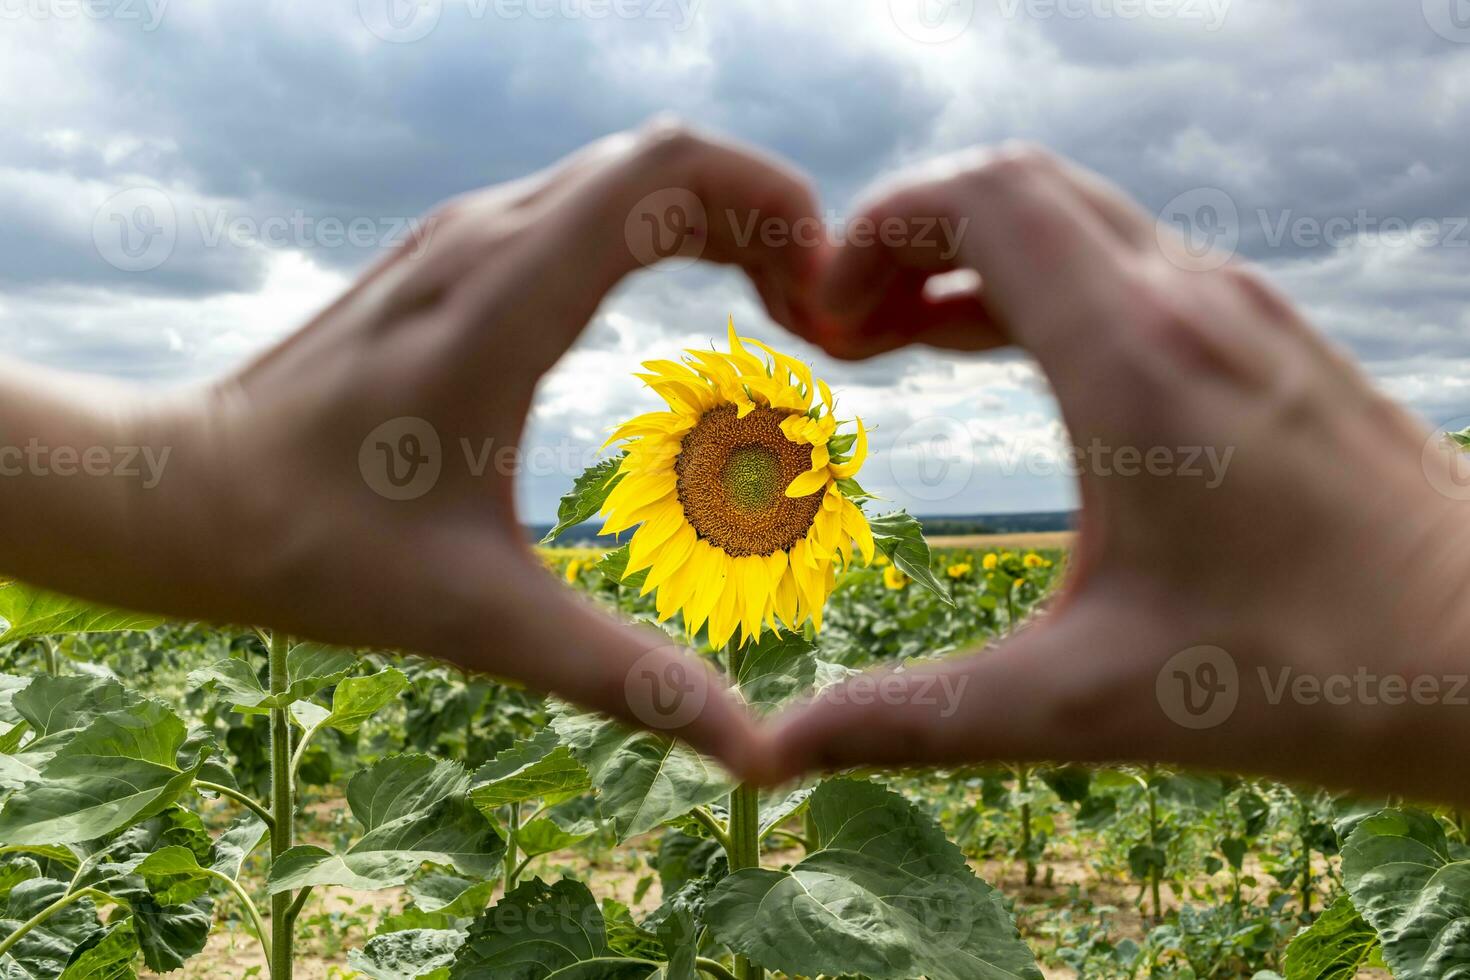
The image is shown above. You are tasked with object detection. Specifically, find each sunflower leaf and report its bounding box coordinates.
[0,582,162,646]
[869,510,953,604]
[734,630,817,717]
[597,544,650,591]
[188,643,357,713]
[0,700,206,845]
[350,927,466,980]
[266,755,503,894]
[448,877,658,979]
[706,778,1041,980]
[0,878,105,979]
[543,456,625,544]
[1340,807,1470,978]
[550,706,731,841]
[1282,894,1379,980]
[470,728,591,811]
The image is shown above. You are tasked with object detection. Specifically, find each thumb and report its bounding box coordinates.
[759,592,1163,783]
[480,572,771,782]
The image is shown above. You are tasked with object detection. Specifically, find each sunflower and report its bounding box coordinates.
[598,319,874,647]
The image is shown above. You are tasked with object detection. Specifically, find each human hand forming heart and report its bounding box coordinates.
[8,121,1469,804]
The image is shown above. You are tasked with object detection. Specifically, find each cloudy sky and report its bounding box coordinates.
[3,0,1468,521]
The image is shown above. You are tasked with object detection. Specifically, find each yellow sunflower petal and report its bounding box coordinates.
[830,418,867,478]
[784,467,829,498]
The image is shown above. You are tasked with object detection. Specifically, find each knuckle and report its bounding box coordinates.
[968,142,1058,191]
[632,115,706,167]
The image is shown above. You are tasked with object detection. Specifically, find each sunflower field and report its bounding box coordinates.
[0,331,1459,980]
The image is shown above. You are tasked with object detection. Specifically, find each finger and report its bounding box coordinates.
[757,591,1161,783]
[469,557,772,780]
[449,120,828,370]
[817,270,1006,360]
[569,119,826,322]
[818,144,1141,384]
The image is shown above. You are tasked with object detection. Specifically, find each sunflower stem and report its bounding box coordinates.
[724,639,764,980]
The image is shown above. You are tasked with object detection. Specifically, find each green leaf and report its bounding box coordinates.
[869,511,952,604]
[57,921,138,980]
[1447,427,1470,451]
[187,643,356,712]
[133,817,263,907]
[550,707,731,841]
[351,928,466,980]
[515,818,593,858]
[735,631,817,717]
[308,668,409,734]
[596,544,650,591]
[131,895,211,973]
[757,788,813,838]
[12,676,136,739]
[0,583,162,646]
[470,729,590,811]
[0,878,104,980]
[542,456,625,544]
[408,876,496,918]
[706,779,1041,980]
[0,702,204,845]
[1283,894,1379,980]
[448,877,657,979]
[1341,807,1470,979]
[208,816,268,881]
[267,755,503,894]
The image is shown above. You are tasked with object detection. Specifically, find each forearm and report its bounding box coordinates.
[0,358,200,609]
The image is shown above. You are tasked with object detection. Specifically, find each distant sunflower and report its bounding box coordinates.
[599,319,873,646]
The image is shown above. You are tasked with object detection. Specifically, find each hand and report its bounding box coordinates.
[767,144,1470,803]
[1,121,824,777]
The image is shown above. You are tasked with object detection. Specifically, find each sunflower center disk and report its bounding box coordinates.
[675,405,822,558]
